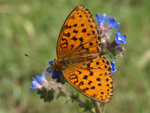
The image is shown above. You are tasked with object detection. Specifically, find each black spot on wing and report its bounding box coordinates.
[82,29,86,33]
[71,36,77,41]
[79,37,84,43]
[73,29,78,33]
[63,33,70,37]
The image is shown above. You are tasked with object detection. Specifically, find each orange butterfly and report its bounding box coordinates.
[48,5,113,103]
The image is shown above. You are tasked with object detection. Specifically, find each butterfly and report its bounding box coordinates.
[50,5,113,103]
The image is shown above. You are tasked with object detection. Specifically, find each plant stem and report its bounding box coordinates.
[91,99,101,113]
[100,103,105,113]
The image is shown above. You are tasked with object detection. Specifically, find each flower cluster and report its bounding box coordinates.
[29,71,69,102]
[96,13,128,74]
[96,13,128,58]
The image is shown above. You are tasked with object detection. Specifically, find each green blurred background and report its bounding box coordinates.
[0,0,150,113]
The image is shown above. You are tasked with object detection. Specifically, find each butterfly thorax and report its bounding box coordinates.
[51,53,99,71]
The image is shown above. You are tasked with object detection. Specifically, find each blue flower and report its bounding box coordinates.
[110,61,116,73]
[108,18,120,29]
[96,13,109,24]
[35,71,46,83]
[46,61,54,73]
[51,70,62,79]
[115,30,128,44]
[47,61,62,79]
[29,78,41,91]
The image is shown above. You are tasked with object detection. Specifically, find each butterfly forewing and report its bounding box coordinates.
[57,5,100,58]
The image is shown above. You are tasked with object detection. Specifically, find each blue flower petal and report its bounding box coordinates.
[29,78,39,91]
[108,18,120,29]
[96,13,109,24]
[35,71,46,83]
[110,61,116,73]
[115,30,128,44]
[46,67,52,73]
[31,78,39,86]
[52,70,61,79]
[29,87,37,91]
[47,61,54,73]
[49,61,54,65]
[116,30,121,35]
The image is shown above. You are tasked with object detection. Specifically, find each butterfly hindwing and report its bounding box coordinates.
[62,56,113,103]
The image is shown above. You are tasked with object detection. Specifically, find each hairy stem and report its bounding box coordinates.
[91,99,101,113]
[100,103,105,113]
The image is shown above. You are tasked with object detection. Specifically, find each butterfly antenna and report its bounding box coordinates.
[24,54,49,66]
